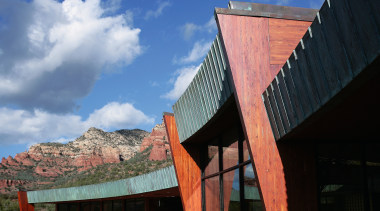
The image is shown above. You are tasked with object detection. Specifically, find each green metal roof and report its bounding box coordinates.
[173,35,234,143]
[27,165,178,203]
[262,0,380,140]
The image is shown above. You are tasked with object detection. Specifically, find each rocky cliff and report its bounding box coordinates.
[140,121,170,161]
[0,122,171,195]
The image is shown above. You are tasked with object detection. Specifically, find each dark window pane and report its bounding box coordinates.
[244,164,263,211]
[205,139,219,176]
[366,143,380,211]
[205,176,220,211]
[58,204,68,211]
[69,204,79,211]
[135,199,145,211]
[223,169,240,211]
[113,200,123,211]
[81,203,90,211]
[103,201,112,211]
[125,199,135,210]
[318,144,365,211]
[92,202,101,211]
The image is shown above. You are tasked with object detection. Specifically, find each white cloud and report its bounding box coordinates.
[162,65,200,100]
[144,1,171,20]
[0,0,142,113]
[0,102,154,145]
[180,16,217,40]
[176,40,212,64]
[86,102,154,129]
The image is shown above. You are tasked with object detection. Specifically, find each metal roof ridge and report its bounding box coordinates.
[215,1,318,21]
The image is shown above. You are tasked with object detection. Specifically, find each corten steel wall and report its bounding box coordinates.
[216,10,315,211]
[164,114,202,211]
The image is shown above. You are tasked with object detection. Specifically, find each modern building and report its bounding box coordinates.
[19,0,380,210]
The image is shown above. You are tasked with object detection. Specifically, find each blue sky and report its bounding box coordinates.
[0,0,324,158]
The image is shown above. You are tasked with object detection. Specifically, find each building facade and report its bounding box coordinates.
[165,0,380,211]
[19,0,380,210]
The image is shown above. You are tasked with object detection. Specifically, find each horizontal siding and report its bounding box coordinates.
[173,35,234,143]
[27,166,177,203]
[262,0,380,141]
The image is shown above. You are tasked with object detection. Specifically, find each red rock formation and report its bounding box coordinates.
[140,121,171,161]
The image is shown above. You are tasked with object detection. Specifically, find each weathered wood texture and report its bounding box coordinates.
[164,114,202,211]
[269,19,312,65]
[217,14,317,211]
[18,191,34,211]
[216,14,285,211]
[263,0,380,141]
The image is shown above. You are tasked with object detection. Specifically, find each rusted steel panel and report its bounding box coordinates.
[215,1,318,21]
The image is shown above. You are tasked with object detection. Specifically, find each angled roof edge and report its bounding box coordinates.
[215,1,318,21]
[27,165,178,203]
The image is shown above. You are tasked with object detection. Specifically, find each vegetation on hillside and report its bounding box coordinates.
[34,145,172,189]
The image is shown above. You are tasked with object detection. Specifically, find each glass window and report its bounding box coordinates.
[202,122,263,211]
[126,199,145,211]
[58,204,68,211]
[222,139,239,170]
[366,143,380,211]
[223,168,240,211]
[103,201,112,211]
[243,164,263,211]
[205,176,220,211]
[113,200,123,211]
[242,139,250,162]
[81,203,90,211]
[205,139,219,176]
[92,202,101,211]
[68,204,79,211]
[318,144,365,211]
[135,199,145,211]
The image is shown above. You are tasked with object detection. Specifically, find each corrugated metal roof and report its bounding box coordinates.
[172,35,234,143]
[27,165,178,203]
[262,0,380,141]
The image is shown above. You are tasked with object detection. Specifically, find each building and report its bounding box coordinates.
[19,0,380,210]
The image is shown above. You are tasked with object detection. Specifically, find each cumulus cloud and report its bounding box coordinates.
[162,65,200,100]
[175,40,212,64]
[0,0,142,113]
[144,1,171,20]
[180,16,217,40]
[0,102,154,145]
